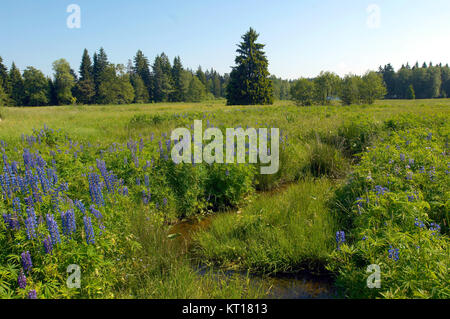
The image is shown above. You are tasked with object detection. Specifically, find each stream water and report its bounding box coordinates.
[169,214,339,299]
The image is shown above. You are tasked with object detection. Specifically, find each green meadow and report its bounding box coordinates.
[0,99,448,299]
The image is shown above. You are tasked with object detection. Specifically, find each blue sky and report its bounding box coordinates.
[1,0,450,79]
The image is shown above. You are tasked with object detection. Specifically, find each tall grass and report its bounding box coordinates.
[113,207,268,299]
[192,178,338,274]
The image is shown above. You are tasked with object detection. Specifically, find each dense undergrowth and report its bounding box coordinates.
[328,114,449,298]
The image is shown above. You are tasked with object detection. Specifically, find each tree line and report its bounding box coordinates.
[379,62,450,99]
[289,71,387,106]
[2,27,448,107]
[0,50,232,106]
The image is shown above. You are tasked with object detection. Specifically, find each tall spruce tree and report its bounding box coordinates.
[171,56,184,102]
[196,66,207,87]
[0,57,11,105]
[93,47,109,103]
[79,49,93,81]
[9,62,24,106]
[133,50,152,101]
[152,53,173,102]
[74,49,95,104]
[226,28,273,105]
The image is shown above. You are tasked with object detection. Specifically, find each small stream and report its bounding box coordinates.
[169,213,339,299]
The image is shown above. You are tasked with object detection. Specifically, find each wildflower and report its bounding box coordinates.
[46,214,61,246]
[336,231,345,250]
[9,214,20,230]
[83,215,95,245]
[406,171,413,181]
[408,195,415,202]
[400,154,406,161]
[374,185,389,196]
[61,209,76,238]
[388,246,399,261]
[75,200,86,214]
[43,236,53,254]
[414,218,425,228]
[89,205,103,220]
[356,197,364,214]
[21,251,33,273]
[28,290,37,299]
[18,270,27,289]
[430,222,441,236]
[428,167,436,181]
[12,197,21,214]
[163,197,168,207]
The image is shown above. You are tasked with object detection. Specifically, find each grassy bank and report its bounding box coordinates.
[192,178,338,274]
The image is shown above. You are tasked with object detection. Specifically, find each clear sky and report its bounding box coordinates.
[1,0,450,79]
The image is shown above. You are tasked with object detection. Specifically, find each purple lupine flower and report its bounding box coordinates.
[28,289,37,299]
[356,197,364,209]
[12,197,21,214]
[336,231,345,250]
[10,214,20,230]
[374,185,389,196]
[18,270,27,289]
[43,236,53,254]
[25,217,36,240]
[89,205,103,220]
[21,251,33,273]
[83,215,95,245]
[75,200,86,214]
[406,171,413,181]
[388,246,399,261]
[46,214,61,246]
[414,218,425,228]
[61,209,76,238]
[430,222,441,236]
